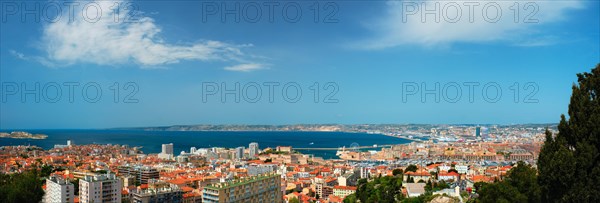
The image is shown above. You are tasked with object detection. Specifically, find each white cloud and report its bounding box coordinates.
[10,50,26,60]
[223,63,266,72]
[10,50,57,67]
[359,0,585,49]
[31,0,263,70]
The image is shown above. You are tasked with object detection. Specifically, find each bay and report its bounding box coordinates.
[0,130,412,159]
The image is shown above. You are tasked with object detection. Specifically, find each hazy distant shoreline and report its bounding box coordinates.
[113,123,558,132]
[0,131,48,139]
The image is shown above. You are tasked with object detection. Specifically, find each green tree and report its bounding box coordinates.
[0,170,45,203]
[343,194,357,203]
[346,175,403,203]
[538,64,600,202]
[406,165,418,172]
[478,182,527,203]
[392,168,403,176]
[40,165,53,177]
[407,175,414,183]
[503,161,540,203]
[477,161,540,203]
[289,197,300,203]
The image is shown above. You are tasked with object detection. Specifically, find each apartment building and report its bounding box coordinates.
[44,175,75,203]
[79,173,122,203]
[130,179,184,203]
[202,173,282,203]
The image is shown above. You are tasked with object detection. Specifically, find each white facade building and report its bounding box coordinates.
[360,167,370,179]
[44,175,74,203]
[236,146,245,160]
[249,142,259,158]
[456,165,469,174]
[158,143,174,160]
[79,173,122,203]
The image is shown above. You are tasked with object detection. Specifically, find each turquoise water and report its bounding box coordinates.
[0,130,411,159]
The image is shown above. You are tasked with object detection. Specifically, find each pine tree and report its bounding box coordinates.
[538,64,600,202]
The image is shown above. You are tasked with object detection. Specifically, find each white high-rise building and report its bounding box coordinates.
[235,147,245,160]
[360,167,370,179]
[44,175,74,203]
[249,142,259,158]
[158,143,174,160]
[79,173,122,203]
[190,147,197,154]
[163,143,174,154]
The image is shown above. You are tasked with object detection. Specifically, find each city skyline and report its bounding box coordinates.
[1,0,598,129]
[1,0,598,202]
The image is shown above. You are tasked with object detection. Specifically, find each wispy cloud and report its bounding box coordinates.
[10,50,56,67]
[357,0,584,49]
[223,63,267,72]
[19,0,265,70]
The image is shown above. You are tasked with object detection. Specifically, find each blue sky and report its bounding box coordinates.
[0,0,598,129]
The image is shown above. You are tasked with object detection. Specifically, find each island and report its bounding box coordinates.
[0,131,48,139]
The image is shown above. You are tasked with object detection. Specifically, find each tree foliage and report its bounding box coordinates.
[405,165,418,172]
[392,168,403,176]
[478,181,528,203]
[477,161,540,203]
[424,180,449,192]
[0,170,45,203]
[537,64,600,202]
[343,194,357,203]
[344,175,404,203]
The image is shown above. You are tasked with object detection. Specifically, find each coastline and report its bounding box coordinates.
[0,131,48,140]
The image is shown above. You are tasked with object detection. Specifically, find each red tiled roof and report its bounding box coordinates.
[333,185,357,191]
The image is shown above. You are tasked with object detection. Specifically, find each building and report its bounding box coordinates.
[247,164,277,176]
[404,183,426,198]
[475,127,481,137]
[70,170,96,179]
[455,165,469,174]
[509,153,534,161]
[79,173,123,203]
[44,175,75,203]
[432,186,461,199]
[316,183,334,199]
[236,147,245,160]
[54,140,74,149]
[276,146,292,153]
[202,173,282,203]
[359,167,370,179]
[122,175,136,187]
[130,179,184,203]
[249,142,259,158]
[337,173,357,187]
[332,186,357,198]
[118,166,160,185]
[159,143,174,160]
[404,171,432,183]
[438,171,460,182]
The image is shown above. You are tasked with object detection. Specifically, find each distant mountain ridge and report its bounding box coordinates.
[114,123,558,132]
